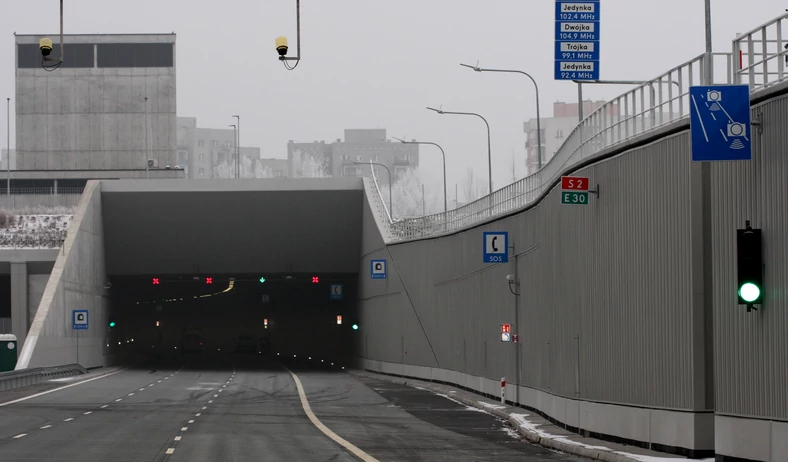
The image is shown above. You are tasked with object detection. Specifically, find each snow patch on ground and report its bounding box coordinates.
[478,401,506,410]
[0,214,73,248]
[510,414,713,462]
[501,425,522,440]
[432,391,488,413]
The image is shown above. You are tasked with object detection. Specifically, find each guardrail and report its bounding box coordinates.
[0,188,83,212]
[0,363,87,391]
[382,52,733,241]
[733,12,788,91]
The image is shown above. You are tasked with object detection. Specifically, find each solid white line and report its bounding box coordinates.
[181,427,188,431]
[284,367,379,462]
[63,418,73,422]
[690,95,710,142]
[101,405,108,408]
[83,411,92,415]
[40,425,52,429]
[13,433,26,439]
[0,368,126,408]
[166,448,175,455]
[174,436,182,441]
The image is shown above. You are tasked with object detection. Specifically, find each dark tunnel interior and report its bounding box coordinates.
[106,273,360,369]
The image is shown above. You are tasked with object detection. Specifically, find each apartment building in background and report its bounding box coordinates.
[177,117,286,179]
[287,129,419,183]
[523,100,607,177]
[14,33,177,171]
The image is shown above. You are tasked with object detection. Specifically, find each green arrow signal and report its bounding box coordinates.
[259,277,266,283]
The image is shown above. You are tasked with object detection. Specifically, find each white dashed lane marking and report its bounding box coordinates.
[139,388,145,391]
[101,405,108,408]
[174,436,182,441]
[196,412,201,416]
[115,399,122,402]
[40,425,52,429]
[166,448,175,455]
[63,418,73,422]
[181,427,188,431]
[201,406,207,410]
[128,393,134,396]
[188,420,194,424]
[83,411,92,415]
[13,434,26,439]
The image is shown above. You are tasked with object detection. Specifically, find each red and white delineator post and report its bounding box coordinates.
[501,377,506,404]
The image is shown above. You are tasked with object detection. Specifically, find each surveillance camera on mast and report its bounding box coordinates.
[275,36,288,57]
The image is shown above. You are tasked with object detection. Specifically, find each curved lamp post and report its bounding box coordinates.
[393,137,447,213]
[426,106,492,197]
[460,63,543,171]
[352,160,393,219]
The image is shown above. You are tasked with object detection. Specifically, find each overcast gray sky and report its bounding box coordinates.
[1,1,785,193]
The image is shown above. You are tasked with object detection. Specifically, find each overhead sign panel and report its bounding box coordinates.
[689,84,752,162]
[555,0,600,80]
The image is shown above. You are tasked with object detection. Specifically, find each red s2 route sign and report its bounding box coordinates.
[561,176,589,191]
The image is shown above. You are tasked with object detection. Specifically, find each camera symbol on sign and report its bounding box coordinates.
[707,90,722,102]
[727,122,746,138]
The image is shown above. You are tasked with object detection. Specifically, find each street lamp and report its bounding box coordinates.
[275,0,301,70]
[228,125,237,178]
[6,97,10,211]
[460,63,543,171]
[232,115,240,178]
[426,107,492,197]
[393,137,447,213]
[352,160,393,219]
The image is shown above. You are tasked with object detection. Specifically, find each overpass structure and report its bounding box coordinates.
[5,12,788,462]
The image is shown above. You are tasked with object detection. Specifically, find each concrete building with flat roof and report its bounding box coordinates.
[14,33,177,172]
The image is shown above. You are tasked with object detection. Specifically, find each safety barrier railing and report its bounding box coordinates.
[733,12,788,91]
[382,52,733,242]
[0,363,87,391]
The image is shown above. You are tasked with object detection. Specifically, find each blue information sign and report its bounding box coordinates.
[72,310,88,330]
[330,284,344,300]
[689,85,752,162]
[370,260,387,279]
[555,1,600,80]
[483,232,509,263]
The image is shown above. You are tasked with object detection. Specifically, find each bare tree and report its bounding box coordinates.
[378,167,442,218]
[461,168,478,204]
[291,149,329,178]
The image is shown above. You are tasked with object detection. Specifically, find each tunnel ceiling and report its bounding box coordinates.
[100,179,364,276]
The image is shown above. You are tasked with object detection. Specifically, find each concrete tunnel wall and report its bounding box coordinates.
[16,181,109,370]
[358,84,788,460]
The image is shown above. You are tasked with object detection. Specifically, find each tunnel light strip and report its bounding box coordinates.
[134,280,234,305]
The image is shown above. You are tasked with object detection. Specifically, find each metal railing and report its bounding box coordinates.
[0,363,87,391]
[380,52,733,242]
[0,229,68,249]
[0,187,83,212]
[733,12,788,91]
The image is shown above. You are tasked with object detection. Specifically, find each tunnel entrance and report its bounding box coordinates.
[107,274,359,366]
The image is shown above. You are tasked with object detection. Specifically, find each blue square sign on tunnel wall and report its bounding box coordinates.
[330,284,343,300]
[689,84,752,162]
[371,260,387,279]
[72,310,88,330]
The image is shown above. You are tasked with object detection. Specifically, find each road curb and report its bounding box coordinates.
[351,370,643,462]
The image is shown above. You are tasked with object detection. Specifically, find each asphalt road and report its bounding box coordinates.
[0,355,585,461]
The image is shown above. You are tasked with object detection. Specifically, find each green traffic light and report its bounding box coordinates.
[352,324,359,330]
[739,282,761,303]
[259,276,266,283]
[109,321,116,327]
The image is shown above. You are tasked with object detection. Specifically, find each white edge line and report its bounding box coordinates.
[284,366,379,462]
[690,94,710,142]
[0,368,127,408]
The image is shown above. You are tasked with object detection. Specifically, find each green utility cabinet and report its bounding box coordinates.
[0,334,18,372]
